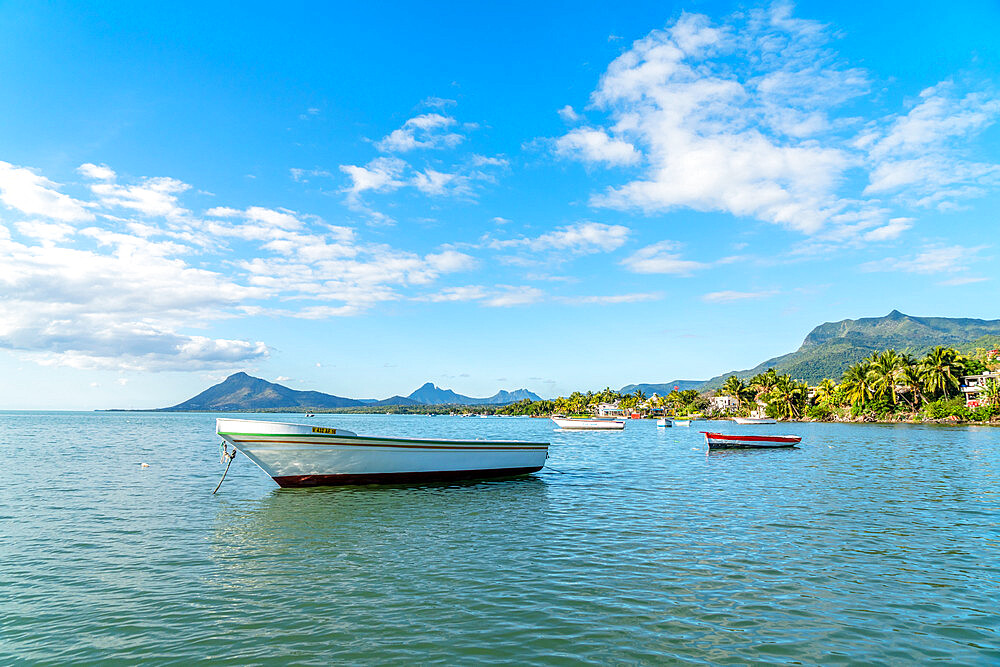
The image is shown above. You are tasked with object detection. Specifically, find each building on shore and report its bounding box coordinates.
[595,402,624,417]
[708,395,738,413]
[961,371,1000,408]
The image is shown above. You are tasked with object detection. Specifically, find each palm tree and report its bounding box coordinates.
[897,364,926,411]
[814,378,837,405]
[867,349,905,405]
[921,346,963,399]
[982,378,1000,408]
[842,361,873,407]
[722,375,743,397]
[750,369,778,400]
[767,375,806,419]
[721,376,753,411]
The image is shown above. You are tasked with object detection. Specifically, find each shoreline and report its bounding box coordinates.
[94,408,1000,426]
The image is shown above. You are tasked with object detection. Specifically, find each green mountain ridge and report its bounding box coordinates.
[697,310,1000,389]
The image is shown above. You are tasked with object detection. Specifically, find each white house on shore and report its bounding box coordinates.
[595,402,624,417]
[961,371,1000,408]
[708,395,738,412]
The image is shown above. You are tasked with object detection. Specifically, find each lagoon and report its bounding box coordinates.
[2,412,998,664]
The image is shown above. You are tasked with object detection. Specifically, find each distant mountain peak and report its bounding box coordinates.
[701,311,1000,388]
[161,372,362,411]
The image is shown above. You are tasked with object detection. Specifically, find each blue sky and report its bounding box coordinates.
[1,0,998,409]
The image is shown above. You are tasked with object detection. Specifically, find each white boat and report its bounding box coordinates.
[217,418,548,487]
[702,431,801,449]
[672,419,692,427]
[733,417,777,425]
[656,418,672,427]
[551,416,625,430]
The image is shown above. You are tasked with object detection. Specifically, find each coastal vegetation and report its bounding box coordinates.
[717,345,999,424]
[489,344,998,425]
[494,387,707,418]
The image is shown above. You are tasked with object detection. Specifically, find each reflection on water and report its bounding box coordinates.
[2,412,999,664]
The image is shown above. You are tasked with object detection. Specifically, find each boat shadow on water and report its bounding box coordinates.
[704,446,802,458]
[208,476,551,577]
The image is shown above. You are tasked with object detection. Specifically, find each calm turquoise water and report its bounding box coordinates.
[2,412,998,664]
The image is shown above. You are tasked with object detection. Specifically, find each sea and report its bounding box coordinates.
[2,411,998,664]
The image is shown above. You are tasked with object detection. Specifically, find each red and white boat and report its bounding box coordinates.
[217,418,549,487]
[702,431,801,449]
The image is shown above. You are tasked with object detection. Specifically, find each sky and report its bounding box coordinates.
[1,0,999,409]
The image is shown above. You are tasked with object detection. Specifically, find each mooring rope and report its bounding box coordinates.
[544,464,568,474]
[212,444,237,495]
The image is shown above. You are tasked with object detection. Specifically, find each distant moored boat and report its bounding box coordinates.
[733,417,777,425]
[551,416,625,430]
[702,431,801,449]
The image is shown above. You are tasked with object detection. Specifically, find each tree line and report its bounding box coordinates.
[720,346,999,422]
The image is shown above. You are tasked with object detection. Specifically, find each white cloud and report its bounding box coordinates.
[555,127,640,166]
[702,290,778,303]
[484,286,544,307]
[621,241,708,275]
[860,84,1000,208]
[554,5,1000,240]
[340,157,407,202]
[0,161,94,222]
[939,276,988,286]
[87,174,191,219]
[862,244,983,274]
[376,113,464,152]
[421,97,457,109]
[492,221,630,255]
[77,163,116,181]
[561,293,662,305]
[558,105,581,122]
[413,169,469,196]
[0,160,496,371]
[15,221,76,244]
[862,217,913,242]
[425,250,477,272]
[0,227,269,371]
[419,286,489,302]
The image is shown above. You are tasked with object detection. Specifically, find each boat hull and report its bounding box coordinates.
[272,467,544,488]
[218,418,548,487]
[656,418,671,427]
[551,417,625,430]
[733,417,777,425]
[702,431,801,449]
[672,420,692,427]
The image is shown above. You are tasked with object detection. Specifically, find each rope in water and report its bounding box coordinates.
[544,464,568,474]
[212,444,237,495]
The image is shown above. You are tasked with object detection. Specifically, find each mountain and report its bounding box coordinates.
[161,374,544,410]
[161,372,364,411]
[481,389,542,405]
[407,382,469,405]
[699,310,1000,388]
[620,380,704,395]
[402,382,542,406]
[374,395,422,406]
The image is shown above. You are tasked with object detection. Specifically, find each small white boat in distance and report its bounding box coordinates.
[217,418,549,487]
[702,431,800,449]
[551,416,625,430]
[656,418,671,427]
[672,419,692,427]
[733,417,777,425]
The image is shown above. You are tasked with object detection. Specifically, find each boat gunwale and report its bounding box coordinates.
[218,430,549,448]
[701,431,801,443]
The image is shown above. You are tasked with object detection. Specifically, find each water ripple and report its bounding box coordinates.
[2,412,998,664]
